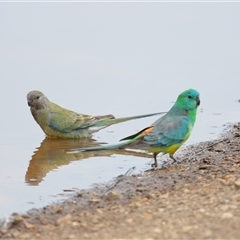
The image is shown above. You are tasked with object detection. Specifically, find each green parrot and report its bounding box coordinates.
[70,89,200,167]
[27,90,165,138]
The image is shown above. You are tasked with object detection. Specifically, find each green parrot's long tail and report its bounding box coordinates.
[96,112,165,127]
[68,126,154,153]
[68,141,129,153]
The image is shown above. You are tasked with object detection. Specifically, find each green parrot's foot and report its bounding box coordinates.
[151,162,158,168]
[170,156,178,164]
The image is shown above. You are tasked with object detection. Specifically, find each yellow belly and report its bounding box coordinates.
[148,137,190,155]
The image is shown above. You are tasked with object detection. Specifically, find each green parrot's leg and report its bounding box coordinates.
[151,153,158,168]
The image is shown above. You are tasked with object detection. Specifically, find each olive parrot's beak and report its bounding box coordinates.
[196,97,200,106]
[27,99,32,106]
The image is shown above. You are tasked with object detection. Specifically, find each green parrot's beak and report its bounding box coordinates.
[196,97,200,106]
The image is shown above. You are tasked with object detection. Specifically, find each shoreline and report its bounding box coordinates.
[1,122,240,239]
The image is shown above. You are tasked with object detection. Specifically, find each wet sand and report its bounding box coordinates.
[1,123,240,239]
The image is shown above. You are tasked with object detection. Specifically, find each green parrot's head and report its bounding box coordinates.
[175,89,200,111]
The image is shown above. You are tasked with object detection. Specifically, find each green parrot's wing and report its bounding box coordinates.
[48,112,93,133]
[143,116,191,146]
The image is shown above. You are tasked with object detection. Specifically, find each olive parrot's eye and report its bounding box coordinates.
[187,94,192,99]
[36,95,40,99]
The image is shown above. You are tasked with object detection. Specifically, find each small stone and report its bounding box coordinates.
[199,165,212,170]
[125,218,133,224]
[160,193,169,199]
[136,188,145,193]
[153,228,162,233]
[158,208,165,213]
[182,226,193,232]
[96,209,103,214]
[68,234,77,239]
[55,206,63,214]
[80,222,87,228]
[233,194,240,201]
[218,179,227,185]
[129,201,142,209]
[144,214,153,221]
[56,214,72,225]
[89,198,100,203]
[104,191,121,201]
[12,230,20,237]
[23,220,35,229]
[204,230,212,237]
[220,205,229,211]
[183,189,190,193]
[224,157,232,161]
[234,179,240,188]
[221,212,233,219]
[198,208,206,213]
[146,193,156,199]
[0,229,7,234]
[12,214,23,224]
[72,222,79,227]
[20,233,31,238]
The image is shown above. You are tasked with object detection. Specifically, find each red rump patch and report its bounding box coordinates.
[120,126,154,141]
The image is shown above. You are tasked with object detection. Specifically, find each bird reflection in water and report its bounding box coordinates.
[25,137,152,186]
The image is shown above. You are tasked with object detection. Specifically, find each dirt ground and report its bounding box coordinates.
[1,123,240,239]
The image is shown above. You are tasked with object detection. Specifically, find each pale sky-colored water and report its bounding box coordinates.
[0,3,239,218]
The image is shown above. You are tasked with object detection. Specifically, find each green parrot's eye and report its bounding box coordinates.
[187,95,192,99]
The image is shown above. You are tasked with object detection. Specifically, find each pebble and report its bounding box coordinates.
[221,212,233,219]
[234,179,240,188]
[125,218,133,224]
[182,225,194,232]
[153,227,162,233]
[204,229,212,237]
[104,191,121,201]
[23,220,35,229]
[219,205,229,211]
[72,222,79,227]
[11,229,20,238]
[56,214,72,225]
[55,206,63,214]
[144,214,153,221]
[89,198,100,203]
[233,194,240,201]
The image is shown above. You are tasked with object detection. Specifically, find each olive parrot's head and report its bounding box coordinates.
[27,90,49,110]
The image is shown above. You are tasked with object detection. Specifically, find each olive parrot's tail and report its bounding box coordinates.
[96,112,165,127]
[87,112,165,133]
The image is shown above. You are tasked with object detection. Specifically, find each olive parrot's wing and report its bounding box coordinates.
[48,112,88,133]
[48,111,114,133]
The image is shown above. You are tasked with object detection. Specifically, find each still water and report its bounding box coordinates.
[0,3,240,218]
